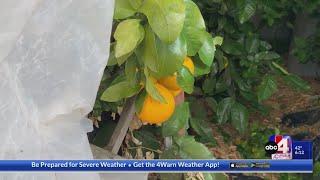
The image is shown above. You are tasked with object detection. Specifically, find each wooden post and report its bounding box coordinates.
[91,144,123,159]
[104,96,136,154]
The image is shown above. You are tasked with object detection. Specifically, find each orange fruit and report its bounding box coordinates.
[183,56,195,74]
[158,57,195,95]
[170,89,182,96]
[138,83,175,124]
[158,72,180,91]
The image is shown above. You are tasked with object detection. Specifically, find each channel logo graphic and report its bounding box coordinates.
[265,135,292,160]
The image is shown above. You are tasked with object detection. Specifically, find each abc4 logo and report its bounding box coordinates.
[264,141,278,155]
[265,138,290,155]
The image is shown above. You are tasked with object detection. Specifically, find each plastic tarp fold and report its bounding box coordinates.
[0,0,114,179]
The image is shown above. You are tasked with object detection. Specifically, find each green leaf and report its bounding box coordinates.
[194,57,211,77]
[237,0,256,24]
[139,0,185,43]
[175,136,214,159]
[181,0,207,56]
[116,52,133,65]
[221,39,243,55]
[190,98,207,119]
[234,77,251,92]
[202,78,216,94]
[107,43,118,66]
[292,37,310,63]
[160,145,180,159]
[133,128,161,151]
[203,173,228,180]
[144,68,166,103]
[129,0,143,9]
[283,74,311,91]
[257,75,277,102]
[162,102,190,136]
[205,97,218,113]
[260,41,272,51]
[138,26,187,77]
[190,118,216,145]
[216,97,234,124]
[114,19,144,58]
[255,51,280,60]
[137,26,158,72]
[271,62,289,75]
[213,36,223,46]
[135,90,147,114]
[114,0,136,19]
[199,32,215,66]
[230,102,248,133]
[100,77,140,102]
[177,66,195,94]
[215,76,229,94]
[240,90,269,114]
[314,161,320,177]
[209,173,228,180]
[203,173,213,180]
[160,173,182,180]
[109,75,127,86]
[125,55,138,85]
[107,43,133,66]
[245,35,259,53]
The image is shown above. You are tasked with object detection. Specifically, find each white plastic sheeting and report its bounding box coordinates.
[0,0,114,179]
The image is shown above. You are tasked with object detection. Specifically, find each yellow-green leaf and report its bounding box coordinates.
[114,19,144,58]
[283,74,311,91]
[199,32,215,66]
[129,0,143,9]
[144,68,166,103]
[271,62,289,75]
[175,136,214,159]
[181,0,207,56]
[100,78,140,102]
[125,55,138,85]
[177,66,195,94]
[139,26,187,77]
[114,0,136,19]
[139,0,185,43]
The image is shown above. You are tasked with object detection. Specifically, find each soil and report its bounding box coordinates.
[262,78,320,138]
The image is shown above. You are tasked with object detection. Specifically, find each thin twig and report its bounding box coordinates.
[127,146,162,154]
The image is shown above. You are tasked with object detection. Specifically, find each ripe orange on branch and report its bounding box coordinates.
[138,83,175,125]
[158,57,195,96]
[183,56,195,75]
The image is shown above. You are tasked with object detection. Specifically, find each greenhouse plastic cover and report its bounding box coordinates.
[0,0,114,179]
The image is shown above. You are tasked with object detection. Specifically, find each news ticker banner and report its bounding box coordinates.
[0,135,312,173]
[0,159,313,172]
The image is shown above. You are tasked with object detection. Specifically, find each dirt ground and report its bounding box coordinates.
[263,78,320,137]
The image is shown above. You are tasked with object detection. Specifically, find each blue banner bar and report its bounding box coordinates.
[0,160,312,172]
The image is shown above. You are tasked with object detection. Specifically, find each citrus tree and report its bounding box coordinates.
[90,0,316,179]
[95,0,227,179]
[190,0,311,133]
